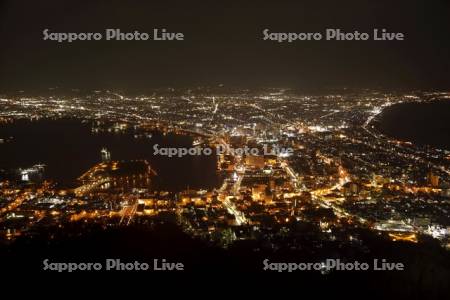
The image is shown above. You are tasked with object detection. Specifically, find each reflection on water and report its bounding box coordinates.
[0,119,219,191]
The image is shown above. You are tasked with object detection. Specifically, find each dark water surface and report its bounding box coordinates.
[377,100,450,150]
[0,119,219,191]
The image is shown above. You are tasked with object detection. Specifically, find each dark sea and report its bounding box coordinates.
[0,118,219,191]
[377,100,450,150]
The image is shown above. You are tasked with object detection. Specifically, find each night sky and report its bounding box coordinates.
[0,0,449,91]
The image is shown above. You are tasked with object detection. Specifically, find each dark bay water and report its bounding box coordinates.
[377,100,450,150]
[0,119,219,191]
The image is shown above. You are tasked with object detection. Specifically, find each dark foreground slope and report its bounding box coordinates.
[1,222,449,298]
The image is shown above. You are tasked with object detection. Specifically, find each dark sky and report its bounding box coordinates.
[0,0,449,91]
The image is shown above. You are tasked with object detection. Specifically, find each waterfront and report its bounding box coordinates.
[0,118,219,191]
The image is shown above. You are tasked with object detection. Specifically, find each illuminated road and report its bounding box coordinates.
[223,197,247,225]
[218,178,247,226]
[281,161,306,191]
[119,198,138,226]
[216,138,248,225]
